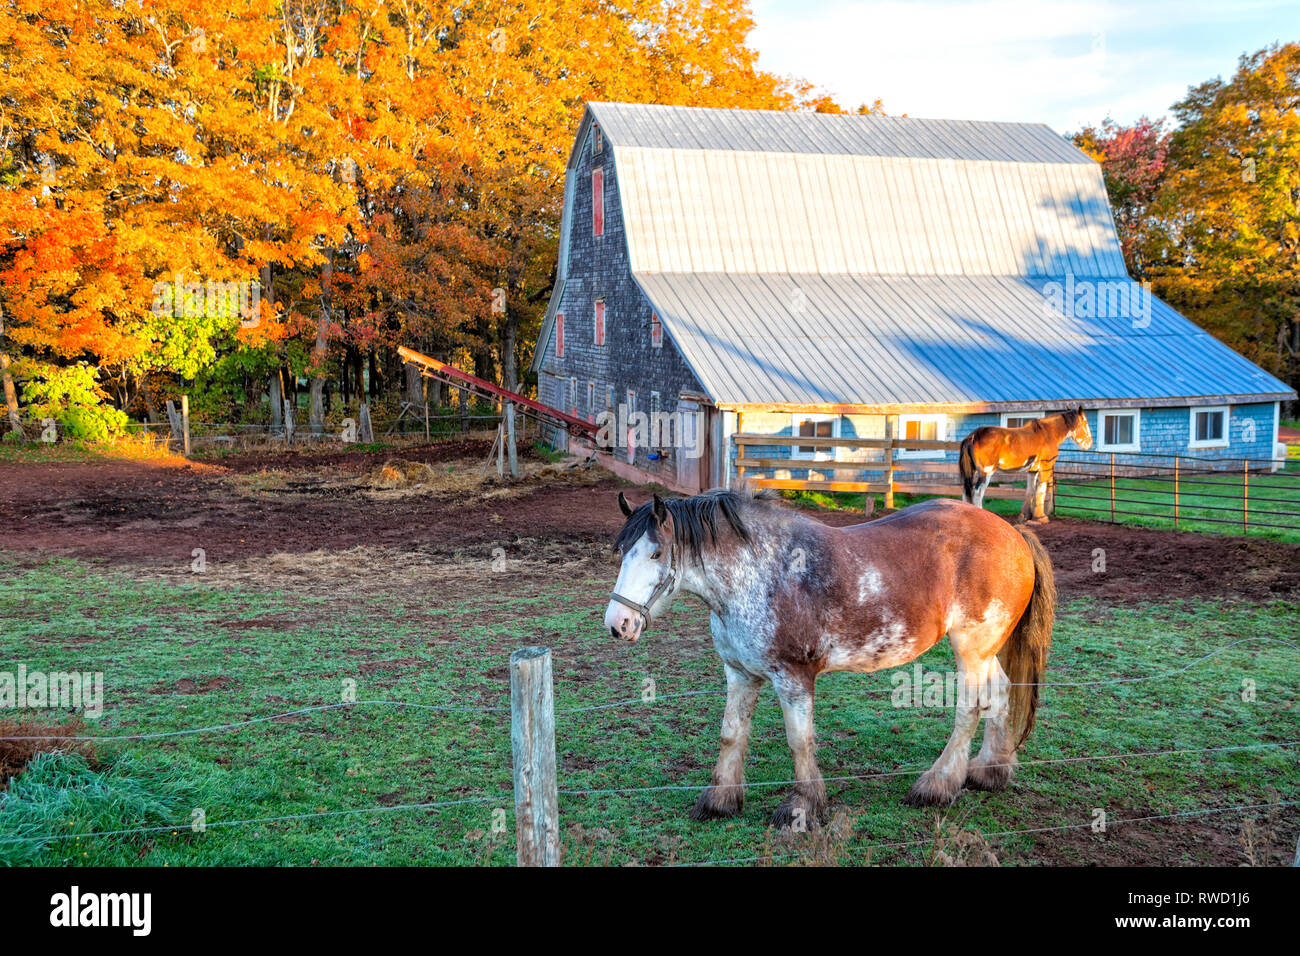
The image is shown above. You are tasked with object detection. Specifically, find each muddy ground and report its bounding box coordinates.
[4,443,1299,605]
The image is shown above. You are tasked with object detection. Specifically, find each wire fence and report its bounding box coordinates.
[1054,449,1300,535]
[2,635,1296,866]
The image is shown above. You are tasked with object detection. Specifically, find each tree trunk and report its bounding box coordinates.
[270,370,283,432]
[0,304,21,433]
[405,360,422,408]
[309,311,328,435]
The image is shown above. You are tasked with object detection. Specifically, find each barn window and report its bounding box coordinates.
[626,389,636,416]
[792,414,837,461]
[593,125,603,153]
[897,413,947,460]
[650,391,664,445]
[592,167,604,237]
[569,377,578,413]
[1001,413,1040,429]
[1096,409,1139,452]
[594,299,606,346]
[606,385,615,412]
[650,313,663,349]
[587,381,596,414]
[1189,406,1228,449]
[554,312,565,358]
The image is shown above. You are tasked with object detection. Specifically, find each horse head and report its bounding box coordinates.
[606,492,680,642]
[1068,406,1093,450]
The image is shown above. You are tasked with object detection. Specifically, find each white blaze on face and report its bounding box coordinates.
[605,532,664,641]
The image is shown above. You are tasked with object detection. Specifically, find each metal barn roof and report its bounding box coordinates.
[633,273,1292,408]
[534,102,1295,408]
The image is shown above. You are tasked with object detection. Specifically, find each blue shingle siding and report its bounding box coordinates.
[538,128,703,477]
[730,405,1280,483]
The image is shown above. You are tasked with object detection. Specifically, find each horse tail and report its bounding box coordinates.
[1002,528,1055,750]
[959,434,978,502]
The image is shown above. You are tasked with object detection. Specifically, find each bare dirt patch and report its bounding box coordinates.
[0,717,96,788]
[3,450,1298,606]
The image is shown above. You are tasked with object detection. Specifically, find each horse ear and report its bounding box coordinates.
[618,491,633,518]
[652,494,668,525]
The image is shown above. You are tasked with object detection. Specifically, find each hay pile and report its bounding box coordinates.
[371,458,439,489]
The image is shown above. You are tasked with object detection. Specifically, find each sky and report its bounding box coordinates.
[749,0,1295,133]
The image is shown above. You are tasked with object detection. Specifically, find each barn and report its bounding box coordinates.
[531,102,1296,493]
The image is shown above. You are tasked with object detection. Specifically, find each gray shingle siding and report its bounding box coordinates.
[538,124,703,477]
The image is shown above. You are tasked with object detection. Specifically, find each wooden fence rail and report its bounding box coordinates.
[731,432,1023,509]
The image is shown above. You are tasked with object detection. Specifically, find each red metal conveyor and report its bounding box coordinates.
[397,346,599,441]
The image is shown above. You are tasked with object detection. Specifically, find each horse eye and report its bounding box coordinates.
[650,550,662,560]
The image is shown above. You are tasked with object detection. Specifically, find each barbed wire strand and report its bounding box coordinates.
[5,636,1295,743]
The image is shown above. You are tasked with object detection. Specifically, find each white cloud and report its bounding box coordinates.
[750,0,1291,132]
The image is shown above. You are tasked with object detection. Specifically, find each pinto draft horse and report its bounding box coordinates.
[605,488,1054,827]
[959,408,1093,521]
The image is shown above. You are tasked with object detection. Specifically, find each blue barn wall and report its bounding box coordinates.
[729,403,1280,483]
[538,127,703,478]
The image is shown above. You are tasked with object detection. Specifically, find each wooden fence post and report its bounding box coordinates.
[1174,457,1179,528]
[883,419,895,510]
[283,399,295,447]
[506,402,519,478]
[510,647,559,867]
[496,423,505,479]
[181,394,190,457]
[1243,459,1249,532]
[358,402,374,443]
[1109,453,1115,522]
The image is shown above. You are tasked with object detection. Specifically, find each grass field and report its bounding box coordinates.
[2,554,1296,866]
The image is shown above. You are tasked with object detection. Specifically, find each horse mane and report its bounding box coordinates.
[614,487,771,559]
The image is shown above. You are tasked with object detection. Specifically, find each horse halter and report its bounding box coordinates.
[609,542,679,631]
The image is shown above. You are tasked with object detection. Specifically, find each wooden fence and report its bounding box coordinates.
[732,432,1025,508]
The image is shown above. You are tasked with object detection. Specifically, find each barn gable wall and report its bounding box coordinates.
[537,126,703,480]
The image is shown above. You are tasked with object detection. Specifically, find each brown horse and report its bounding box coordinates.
[605,488,1054,827]
[959,408,1093,521]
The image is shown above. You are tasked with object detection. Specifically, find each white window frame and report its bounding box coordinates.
[568,377,578,413]
[791,413,838,461]
[1096,408,1140,452]
[1000,412,1041,429]
[587,381,596,414]
[1188,405,1229,450]
[896,413,947,460]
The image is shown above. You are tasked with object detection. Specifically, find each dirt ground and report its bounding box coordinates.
[4,444,1299,604]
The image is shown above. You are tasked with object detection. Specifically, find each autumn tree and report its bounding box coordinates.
[1143,43,1300,392]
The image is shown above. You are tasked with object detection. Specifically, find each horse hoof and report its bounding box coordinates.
[903,771,961,808]
[964,760,1014,792]
[771,793,825,830]
[1028,516,1049,525]
[689,785,743,821]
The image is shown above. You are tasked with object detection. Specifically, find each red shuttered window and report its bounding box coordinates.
[592,167,604,237]
[594,299,606,346]
[555,313,565,358]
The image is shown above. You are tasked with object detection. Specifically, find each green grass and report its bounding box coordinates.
[1054,469,1300,542]
[0,557,1296,866]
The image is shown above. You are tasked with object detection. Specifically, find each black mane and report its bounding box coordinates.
[614,488,759,559]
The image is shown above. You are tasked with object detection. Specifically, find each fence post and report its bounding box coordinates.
[1109,453,1115,522]
[181,394,190,457]
[510,647,559,867]
[1243,459,1249,532]
[283,399,295,447]
[884,420,895,510]
[506,402,519,478]
[1174,457,1179,528]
